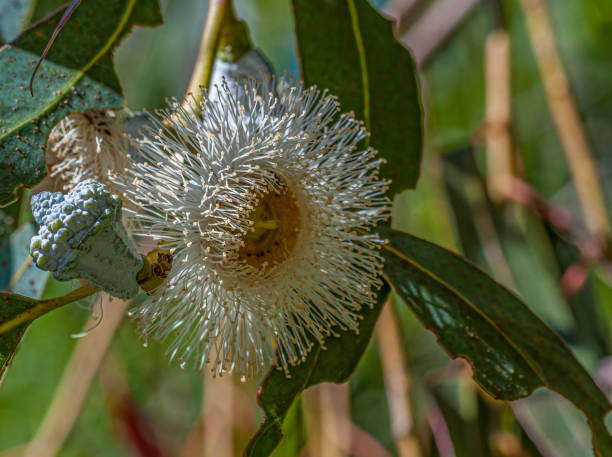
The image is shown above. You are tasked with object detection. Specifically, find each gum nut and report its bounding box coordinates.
[55,228,68,241]
[40,239,51,251]
[31,237,41,249]
[37,254,48,267]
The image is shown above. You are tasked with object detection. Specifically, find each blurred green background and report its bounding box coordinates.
[1,0,612,456]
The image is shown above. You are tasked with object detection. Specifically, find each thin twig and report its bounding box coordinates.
[376,300,422,457]
[10,2,72,43]
[319,383,351,457]
[426,403,456,457]
[0,283,99,335]
[186,0,229,101]
[303,387,325,457]
[484,30,513,202]
[22,295,128,457]
[518,0,611,240]
[202,374,234,457]
[505,177,609,296]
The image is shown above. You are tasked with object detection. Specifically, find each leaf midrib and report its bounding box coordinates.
[346,0,370,138]
[382,241,549,392]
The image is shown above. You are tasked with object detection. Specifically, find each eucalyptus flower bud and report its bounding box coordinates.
[30,179,143,299]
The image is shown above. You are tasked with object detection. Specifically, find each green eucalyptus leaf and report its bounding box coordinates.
[0,292,40,383]
[0,223,49,383]
[0,0,32,43]
[0,0,162,207]
[244,284,390,457]
[379,227,612,457]
[291,0,422,196]
[0,282,98,384]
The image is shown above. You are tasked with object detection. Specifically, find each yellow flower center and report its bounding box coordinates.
[238,181,301,270]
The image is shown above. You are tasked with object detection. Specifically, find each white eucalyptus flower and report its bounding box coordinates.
[45,110,128,193]
[112,77,391,377]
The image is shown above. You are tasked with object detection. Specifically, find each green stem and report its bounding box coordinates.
[186,0,230,100]
[216,3,250,63]
[0,283,99,335]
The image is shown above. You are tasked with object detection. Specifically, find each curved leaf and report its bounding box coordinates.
[0,0,162,206]
[244,284,390,457]
[0,283,98,384]
[0,292,39,383]
[291,0,423,196]
[380,227,612,457]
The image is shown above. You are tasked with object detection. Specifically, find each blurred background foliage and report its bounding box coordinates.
[1,0,611,456]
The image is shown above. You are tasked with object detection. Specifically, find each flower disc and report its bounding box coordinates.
[113,78,391,376]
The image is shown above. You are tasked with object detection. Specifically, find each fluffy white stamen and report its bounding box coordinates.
[112,77,391,377]
[47,110,128,193]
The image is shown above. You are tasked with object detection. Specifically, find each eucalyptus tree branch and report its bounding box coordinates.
[504,177,611,296]
[0,283,99,335]
[376,299,423,457]
[186,0,230,99]
[484,30,513,202]
[22,297,129,457]
[519,0,611,240]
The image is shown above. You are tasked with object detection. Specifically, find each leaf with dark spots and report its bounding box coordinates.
[0,0,162,207]
[380,227,612,457]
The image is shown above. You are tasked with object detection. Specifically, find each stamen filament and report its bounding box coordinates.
[253,219,281,230]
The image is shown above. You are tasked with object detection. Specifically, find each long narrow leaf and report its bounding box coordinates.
[380,227,612,457]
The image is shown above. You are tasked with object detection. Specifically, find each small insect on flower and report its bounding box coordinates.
[111,77,391,377]
[43,110,128,193]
